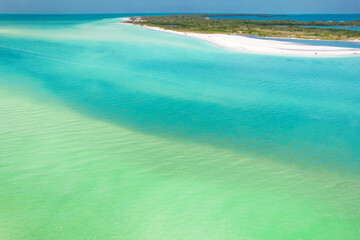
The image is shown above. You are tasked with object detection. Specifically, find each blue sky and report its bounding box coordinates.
[0,0,359,14]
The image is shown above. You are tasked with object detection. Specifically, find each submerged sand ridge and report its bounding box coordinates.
[121,19,360,57]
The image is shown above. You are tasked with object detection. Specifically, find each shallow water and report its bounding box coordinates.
[1,15,360,239]
[247,35,360,49]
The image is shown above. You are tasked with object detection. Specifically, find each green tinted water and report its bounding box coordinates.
[1,15,360,239]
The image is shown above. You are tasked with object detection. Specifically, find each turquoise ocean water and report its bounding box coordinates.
[0,14,360,239]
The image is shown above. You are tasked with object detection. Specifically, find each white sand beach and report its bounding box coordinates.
[122,20,360,57]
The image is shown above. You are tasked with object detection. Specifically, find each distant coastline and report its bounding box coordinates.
[121,17,360,57]
[202,14,285,18]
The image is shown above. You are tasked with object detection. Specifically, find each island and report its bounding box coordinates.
[125,14,360,41]
[122,14,360,57]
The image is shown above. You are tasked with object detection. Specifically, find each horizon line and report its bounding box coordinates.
[1,12,360,15]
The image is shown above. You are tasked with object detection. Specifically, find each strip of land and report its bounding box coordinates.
[121,15,360,57]
[127,15,360,40]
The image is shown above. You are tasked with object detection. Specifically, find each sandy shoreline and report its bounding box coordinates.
[120,18,360,57]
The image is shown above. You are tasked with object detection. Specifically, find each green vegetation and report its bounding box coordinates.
[126,14,360,41]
